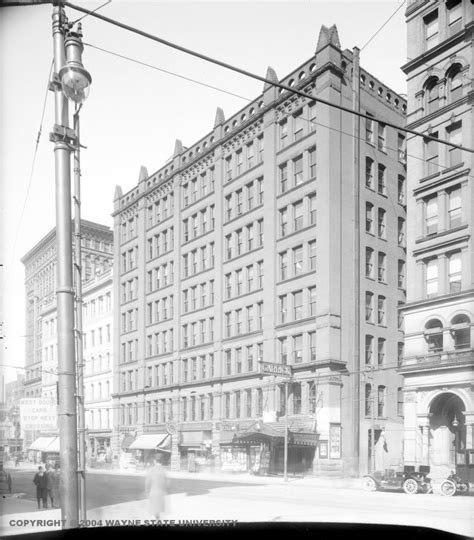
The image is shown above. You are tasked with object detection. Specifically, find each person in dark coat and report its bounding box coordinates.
[0,465,12,493]
[33,466,48,509]
[45,464,55,507]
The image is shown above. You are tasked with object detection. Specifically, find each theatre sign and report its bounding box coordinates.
[259,362,292,377]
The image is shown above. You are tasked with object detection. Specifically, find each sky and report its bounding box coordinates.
[0,0,407,384]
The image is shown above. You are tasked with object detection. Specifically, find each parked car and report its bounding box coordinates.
[440,449,474,496]
[362,465,432,494]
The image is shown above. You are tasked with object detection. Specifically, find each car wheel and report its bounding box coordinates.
[440,480,456,496]
[403,478,419,494]
[362,476,377,492]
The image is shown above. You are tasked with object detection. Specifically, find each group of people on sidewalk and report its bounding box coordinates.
[33,464,60,509]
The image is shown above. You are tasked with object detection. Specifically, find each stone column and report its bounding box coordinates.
[418,414,431,466]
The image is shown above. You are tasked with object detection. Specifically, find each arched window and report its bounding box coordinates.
[447,64,463,102]
[425,319,443,353]
[424,77,439,113]
[451,314,471,350]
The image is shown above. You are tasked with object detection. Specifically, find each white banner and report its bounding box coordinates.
[20,398,57,431]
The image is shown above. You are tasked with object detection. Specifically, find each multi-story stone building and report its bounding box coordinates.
[21,220,113,448]
[112,25,407,476]
[400,0,473,480]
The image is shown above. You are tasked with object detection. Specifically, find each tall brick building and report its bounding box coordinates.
[112,25,407,476]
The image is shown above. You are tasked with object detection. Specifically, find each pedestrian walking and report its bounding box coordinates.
[33,466,48,509]
[0,465,12,493]
[145,458,167,519]
[51,465,61,508]
[45,463,55,507]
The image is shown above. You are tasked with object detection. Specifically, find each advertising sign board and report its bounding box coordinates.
[259,362,292,377]
[20,398,57,431]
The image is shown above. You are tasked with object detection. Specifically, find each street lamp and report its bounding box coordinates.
[51,6,91,529]
[59,24,91,105]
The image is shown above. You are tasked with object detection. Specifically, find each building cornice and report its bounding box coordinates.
[399,288,474,312]
[401,22,474,75]
[412,233,470,257]
[406,95,471,130]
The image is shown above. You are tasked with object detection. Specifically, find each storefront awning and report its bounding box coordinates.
[121,435,135,450]
[29,437,57,452]
[46,437,60,452]
[129,433,169,450]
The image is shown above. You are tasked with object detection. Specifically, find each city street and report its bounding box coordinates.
[2,470,473,538]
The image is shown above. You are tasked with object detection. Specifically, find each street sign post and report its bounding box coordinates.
[258,361,292,482]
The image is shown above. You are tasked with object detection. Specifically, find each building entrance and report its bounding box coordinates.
[428,393,466,475]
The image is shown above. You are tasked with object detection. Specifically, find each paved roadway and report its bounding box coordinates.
[4,470,473,537]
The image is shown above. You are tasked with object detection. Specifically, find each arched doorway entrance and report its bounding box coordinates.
[428,392,466,475]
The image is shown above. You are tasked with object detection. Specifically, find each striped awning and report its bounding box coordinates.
[129,433,170,450]
[29,437,57,452]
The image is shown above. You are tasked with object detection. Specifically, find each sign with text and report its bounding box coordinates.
[20,398,57,431]
[259,362,292,377]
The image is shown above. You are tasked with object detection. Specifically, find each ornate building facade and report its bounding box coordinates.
[400,0,473,480]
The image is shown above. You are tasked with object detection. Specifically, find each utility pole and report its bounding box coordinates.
[72,95,87,522]
[283,380,289,482]
[51,5,79,528]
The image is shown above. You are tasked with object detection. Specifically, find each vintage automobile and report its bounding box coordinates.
[440,449,474,496]
[362,465,432,494]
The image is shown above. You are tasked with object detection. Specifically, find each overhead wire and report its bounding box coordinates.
[62,0,472,154]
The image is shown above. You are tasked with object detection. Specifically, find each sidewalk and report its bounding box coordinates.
[10,461,361,489]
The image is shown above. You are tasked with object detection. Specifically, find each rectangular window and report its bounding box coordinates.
[448,124,462,167]
[377,124,386,151]
[257,261,263,289]
[309,101,316,131]
[378,252,386,283]
[279,208,288,237]
[294,201,303,231]
[236,229,243,256]
[365,292,374,322]
[366,203,374,234]
[378,386,386,417]
[306,241,316,273]
[309,286,316,316]
[236,149,243,176]
[398,134,406,162]
[366,247,374,279]
[236,309,242,335]
[280,337,287,365]
[448,188,462,228]
[279,295,287,324]
[309,147,316,179]
[366,114,375,144]
[377,164,386,195]
[247,142,254,169]
[280,164,288,193]
[280,252,288,280]
[257,177,264,205]
[294,155,303,185]
[225,194,232,222]
[294,109,304,141]
[225,273,232,300]
[377,296,386,325]
[424,10,439,49]
[247,223,254,251]
[398,175,405,205]
[225,235,232,260]
[365,335,373,365]
[397,388,404,416]
[448,252,462,293]
[247,305,254,332]
[309,332,316,362]
[293,334,303,364]
[425,133,439,175]
[257,301,263,330]
[247,345,254,372]
[225,155,233,182]
[309,193,316,225]
[236,269,243,296]
[377,208,386,239]
[448,0,463,32]
[258,135,264,163]
[247,264,254,291]
[293,245,303,276]
[365,158,374,189]
[398,260,405,289]
[236,189,243,215]
[257,219,264,246]
[398,218,405,246]
[225,313,231,338]
[377,338,385,366]
[425,196,438,235]
[280,119,288,147]
[247,182,254,210]
[293,290,303,320]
